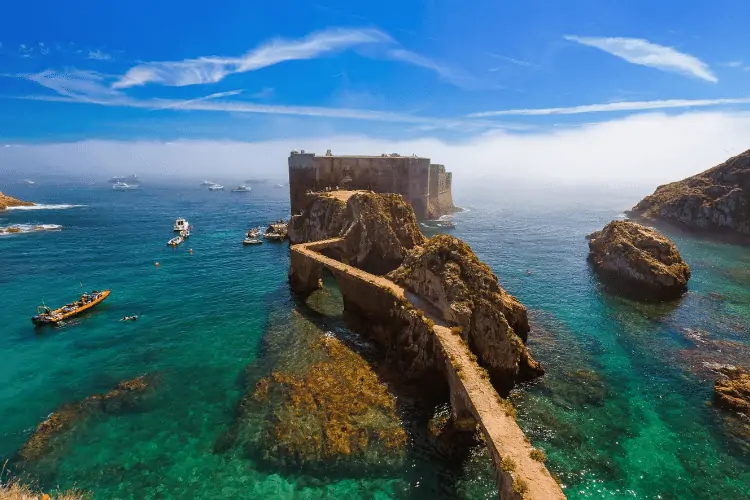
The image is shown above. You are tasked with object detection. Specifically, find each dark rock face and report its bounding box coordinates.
[387,235,544,394]
[288,191,426,275]
[629,150,750,237]
[587,220,691,301]
[714,366,750,416]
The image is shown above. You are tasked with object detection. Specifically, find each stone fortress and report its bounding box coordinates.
[288,150,456,220]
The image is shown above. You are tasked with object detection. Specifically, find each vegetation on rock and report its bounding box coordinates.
[587,220,691,301]
[0,478,88,500]
[629,149,750,236]
[241,335,407,469]
[0,192,34,210]
[387,234,543,394]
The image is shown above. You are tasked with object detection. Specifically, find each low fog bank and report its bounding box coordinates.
[2,110,750,190]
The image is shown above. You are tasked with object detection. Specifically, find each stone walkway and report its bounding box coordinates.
[292,239,566,499]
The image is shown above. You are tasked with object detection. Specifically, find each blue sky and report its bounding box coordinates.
[2,0,750,181]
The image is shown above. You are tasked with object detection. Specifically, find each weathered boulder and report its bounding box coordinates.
[289,190,426,275]
[714,366,750,416]
[586,220,691,301]
[387,234,543,394]
[629,149,750,237]
[0,191,34,210]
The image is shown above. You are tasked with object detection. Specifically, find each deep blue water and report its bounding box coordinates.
[0,180,749,499]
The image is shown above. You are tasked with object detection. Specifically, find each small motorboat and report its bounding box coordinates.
[167,235,184,246]
[231,185,252,193]
[112,182,137,191]
[263,220,288,241]
[243,237,262,245]
[274,183,284,188]
[173,218,190,232]
[200,180,213,186]
[246,227,261,238]
[32,289,111,326]
[208,184,224,191]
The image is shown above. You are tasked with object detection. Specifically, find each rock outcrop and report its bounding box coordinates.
[224,329,407,473]
[629,150,750,237]
[387,234,543,394]
[0,191,34,210]
[18,375,152,462]
[714,366,750,416]
[289,190,426,275]
[587,220,691,301]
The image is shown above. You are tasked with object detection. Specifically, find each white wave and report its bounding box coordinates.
[6,203,84,211]
[0,223,62,235]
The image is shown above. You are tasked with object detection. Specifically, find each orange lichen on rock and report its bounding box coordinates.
[714,366,750,416]
[261,336,407,465]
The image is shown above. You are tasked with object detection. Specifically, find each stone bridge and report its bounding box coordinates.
[289,238,565,500]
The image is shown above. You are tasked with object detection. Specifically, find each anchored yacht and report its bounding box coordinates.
[231,185,252,193]
[208,184,225,191]
[173,218,190,232]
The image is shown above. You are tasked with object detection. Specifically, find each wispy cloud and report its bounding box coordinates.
[564,35,717,83]
[87,49,112,61]
[113,28,391,89]
[468,97,750,117]
[486,52,532,67]
[20,69,122,101]
[385,48,475,87]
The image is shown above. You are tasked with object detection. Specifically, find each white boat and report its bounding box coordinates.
[231,185,252,192]
[242,237,262,245]
[21,179,35,185]
[274,183,284,188]
[200,180,214,186]
[109,174,139,184]
[167,235,184,246]
[173,218,190,232]
[208,184,225,191]
[246,227,261,238]
[112,182,137,191]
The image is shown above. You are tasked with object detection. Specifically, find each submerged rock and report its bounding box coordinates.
[0,191,34,210]
[288,191,426,274]
[586,220,691,301]
[629,149,750,237]
[18,375,152,462]
[714,366,750,416]
[233,335,407,472]
[387,234,543,394]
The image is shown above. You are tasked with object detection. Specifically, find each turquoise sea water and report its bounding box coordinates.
[0,180,748,499]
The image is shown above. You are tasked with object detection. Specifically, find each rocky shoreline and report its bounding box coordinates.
[0,191,34,210]
[628,149,750,239]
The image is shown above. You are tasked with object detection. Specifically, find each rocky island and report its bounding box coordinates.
[0,191,34,210]
[587,220,691,301]
[629,149,750,238]
[286,189,564,499]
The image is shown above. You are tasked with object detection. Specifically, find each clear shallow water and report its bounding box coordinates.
[0,181,748,499]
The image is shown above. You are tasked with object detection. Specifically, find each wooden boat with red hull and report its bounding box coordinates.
[32,289,111,326]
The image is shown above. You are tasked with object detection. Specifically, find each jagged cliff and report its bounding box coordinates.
[629,150,750,237]
[387,235,543,394]
[587,220,691,301]
[0,191,34,210]
[289,190,426,275]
